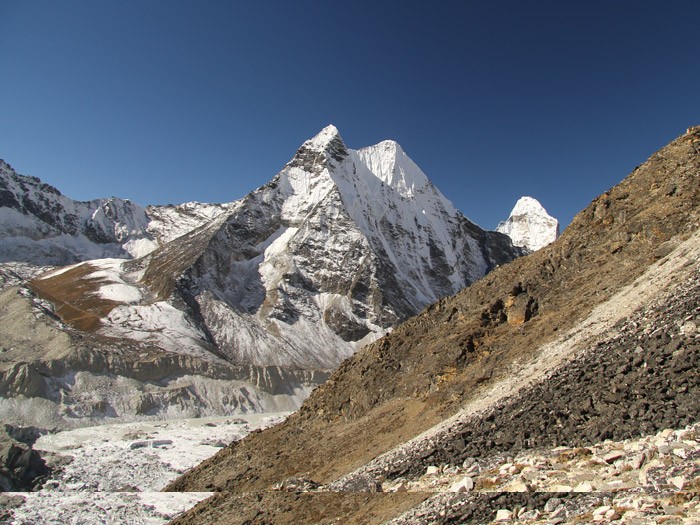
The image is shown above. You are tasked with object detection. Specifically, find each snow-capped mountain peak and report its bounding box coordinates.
[496,195,559,251]
[305,124,343,151]
[352,140,430,200]
[511,195,548,217]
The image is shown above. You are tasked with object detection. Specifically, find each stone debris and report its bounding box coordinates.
[449,476,475,493]
[386,422,700,524]
[272,477,321,493]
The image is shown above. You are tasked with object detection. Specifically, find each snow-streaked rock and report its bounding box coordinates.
[100,125,521,370]
[0,160,235,265]
[0,160,157,264]
[496,196,559,251]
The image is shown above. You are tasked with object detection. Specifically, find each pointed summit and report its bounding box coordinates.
[353,139,431,199]
[305,124,343,151]
[497,196,559,251]
[289,125,348,172]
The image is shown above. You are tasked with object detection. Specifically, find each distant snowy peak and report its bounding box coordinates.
[0,159,241,265]
[496,196,559,251]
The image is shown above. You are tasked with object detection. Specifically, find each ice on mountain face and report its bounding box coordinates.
[496,196,559,251]
[353,140,434,201]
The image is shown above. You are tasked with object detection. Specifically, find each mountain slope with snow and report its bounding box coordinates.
[0,160,235,266]
[132,125,521,369]
[16,126,521,408]
[496,196,559,251]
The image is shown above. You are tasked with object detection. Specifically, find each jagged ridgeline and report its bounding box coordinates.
[165,128,700,524]
[0,126,521,427]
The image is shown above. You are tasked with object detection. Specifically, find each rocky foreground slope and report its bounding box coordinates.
[166,128,700,524]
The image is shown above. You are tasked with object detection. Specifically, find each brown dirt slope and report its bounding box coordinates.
[29,263,122,331]
[166,127,700,523]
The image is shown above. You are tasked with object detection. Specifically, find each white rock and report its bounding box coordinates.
[504,480,530,492]
[673,448,688,459]
[627,453,646,470]
[680,321,697,335]
[605,509,621,520]
[425,466,439,476]
[449,476,474,493]
[669,476,688,489]
[573,481,594,492]
[495,509,513,521]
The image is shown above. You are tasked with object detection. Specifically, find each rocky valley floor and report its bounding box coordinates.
[0,413,287,524]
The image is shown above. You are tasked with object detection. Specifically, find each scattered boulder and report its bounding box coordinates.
[0,427,50,490]
[495,508,513,521]
[449,476,474,493]
[272,477,321,493]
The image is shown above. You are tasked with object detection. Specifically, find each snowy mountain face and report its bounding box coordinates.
[0,160,234,265]
[496,196,559,251]
[93,125,522,370]
[145,201,236,245]
[0,160,156,264]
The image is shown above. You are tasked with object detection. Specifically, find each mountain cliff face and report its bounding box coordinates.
[166,127,700,524]
[496,196,559,251]
[0,126,521,425]
[0,160,156,264]
[0,160,235,265]
[162,125,521,369]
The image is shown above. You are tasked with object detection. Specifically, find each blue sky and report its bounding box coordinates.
[1,1,699,230]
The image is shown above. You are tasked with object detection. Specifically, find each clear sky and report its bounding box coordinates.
[1,1,699,230]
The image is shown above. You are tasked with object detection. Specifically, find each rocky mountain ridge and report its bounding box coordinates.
[0,160,236,266]
[165,127,700,524]
[0,160,154,264]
